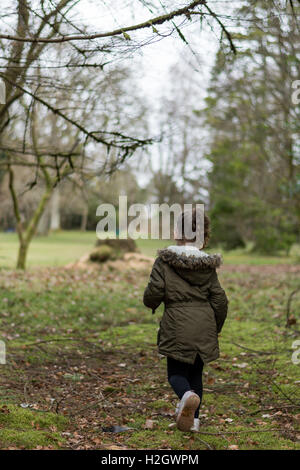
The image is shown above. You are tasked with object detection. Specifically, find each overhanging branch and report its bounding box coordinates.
[0,1,207,43]
[0,73,155,159]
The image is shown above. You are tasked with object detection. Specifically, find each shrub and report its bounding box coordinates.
[89,245,114,263]
[95,238,137,253]
[210,224,245,250]
[252,227,296,255]
[223,228,245,251]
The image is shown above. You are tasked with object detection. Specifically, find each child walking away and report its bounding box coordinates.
[143,210,228,432]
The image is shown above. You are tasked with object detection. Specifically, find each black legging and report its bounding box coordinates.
[167,354,204,418]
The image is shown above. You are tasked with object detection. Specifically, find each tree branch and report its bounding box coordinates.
[0,1,207,43]
[0,73,154,158]
[202,3,236,53]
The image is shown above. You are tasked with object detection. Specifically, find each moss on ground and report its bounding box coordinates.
[0,405,67,449]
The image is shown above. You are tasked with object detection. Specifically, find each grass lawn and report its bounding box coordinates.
[0,243,299,449]
[0,231,299,268]
[0,231,97,268]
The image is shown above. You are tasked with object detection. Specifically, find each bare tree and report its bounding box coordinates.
[0,0,238,268]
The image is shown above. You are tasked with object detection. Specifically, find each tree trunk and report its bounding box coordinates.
[50,187,60,231]
[16,241,29,270]
[37,206,50,235]
[80,205,88,231]
[16,186,52,269]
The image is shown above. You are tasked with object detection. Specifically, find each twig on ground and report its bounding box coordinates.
[197,437,214,450]
[23,381,30,405]
[230,341,299,406]
[69,392,107,417]
[231,341,275,355]
[286,287,300,327]
[197,428,280,436]
[55,394,68,414]
[250,404,300,416]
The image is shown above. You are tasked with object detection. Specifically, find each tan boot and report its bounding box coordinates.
[176,391,200,432]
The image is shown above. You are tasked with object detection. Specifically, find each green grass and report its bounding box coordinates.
[0,260,299,449]
[0,231,299,268]
[0,231,96,268]
[0,405,67,449]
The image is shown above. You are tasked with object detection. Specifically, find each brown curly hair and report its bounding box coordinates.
[176,208,210,248]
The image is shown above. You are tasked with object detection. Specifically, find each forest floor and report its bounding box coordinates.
[0,255,300,450]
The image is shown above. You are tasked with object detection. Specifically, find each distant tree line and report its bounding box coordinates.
[204,0,300,254]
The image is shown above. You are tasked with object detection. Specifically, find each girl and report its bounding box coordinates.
[143,210,228,432]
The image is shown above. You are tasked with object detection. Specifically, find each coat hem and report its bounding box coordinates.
[158,348,219,365]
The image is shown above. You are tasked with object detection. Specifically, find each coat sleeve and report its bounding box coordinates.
[143,259,165,314]
[208,269,228,333]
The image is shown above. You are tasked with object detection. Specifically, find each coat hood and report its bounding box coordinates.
[158,245,222,270]
[157,245,222,285]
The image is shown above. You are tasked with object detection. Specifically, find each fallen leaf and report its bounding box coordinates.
[233,363,248,368]
[144,419,155,429]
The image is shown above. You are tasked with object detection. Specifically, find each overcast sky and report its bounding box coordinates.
[73,1,220,180]
[74,1,219,99]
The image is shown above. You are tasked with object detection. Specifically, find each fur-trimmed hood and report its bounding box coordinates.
[157,245,222,285]
[158,245,222,270]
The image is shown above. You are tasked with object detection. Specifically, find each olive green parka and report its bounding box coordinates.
[143,246,228,364]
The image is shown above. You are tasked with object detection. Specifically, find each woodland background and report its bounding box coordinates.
[0,0,299,451]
